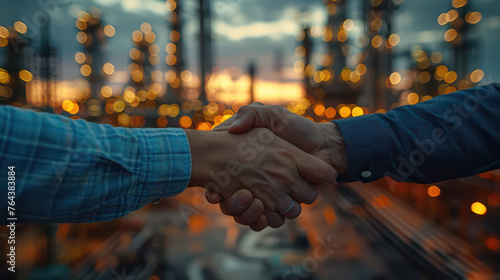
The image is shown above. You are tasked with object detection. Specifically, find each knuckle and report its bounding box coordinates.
[249,215,267,231]
[275,198,291,212]
[289,206,302,219]
[256,186,281,208]
[237,105,250,114]
[264,212,284,228]
[250,222,265,231]
[269,105,285,122]
[236,215,252,226]
[270,105,282,112]
[269,218,285,228]
[274,105,288,117]
[313,161,329,181]
[250,225,264,232]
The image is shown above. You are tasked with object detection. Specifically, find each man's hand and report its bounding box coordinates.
[184,125,337,230]
[205,103,348,230]
[211,189,268,231]
[228,103,348,175]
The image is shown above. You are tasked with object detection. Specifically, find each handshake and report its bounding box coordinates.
[184,103,348,231]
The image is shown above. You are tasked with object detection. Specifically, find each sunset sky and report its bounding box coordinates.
[1,0,499,101]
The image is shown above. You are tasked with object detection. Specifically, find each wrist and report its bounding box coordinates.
[319,122,348,175]
[184,129,225,188]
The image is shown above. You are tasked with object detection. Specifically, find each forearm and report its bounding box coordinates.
[0,106,190,223]
[334,83,500,183]
[185,129,223,188]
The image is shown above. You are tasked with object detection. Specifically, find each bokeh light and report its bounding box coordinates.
[427,185,441,197]
[471,202,487,215]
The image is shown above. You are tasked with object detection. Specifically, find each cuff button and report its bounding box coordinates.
[361,171,372,178]
[152,198,161,205]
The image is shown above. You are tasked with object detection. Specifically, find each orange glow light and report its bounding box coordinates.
[103,25,115,37]
[140,22,152,33]
[132,30,143,42]
[179,116,192,128]
[471,202,487,215]
[325,107,336,118]
[19,70,33,83]
[427,185,440,197]
[323,206,337,225]
[101,86,112,98]
[372,35,384,48]
[103,63,114,75]
[313,104,325,116]
[80,65,91,76]
[470,69,484,83]
[352,106,363,117]
[169,30,180,42]
[14,21,27,34]
[407,92,419,105]
[157,116,168,128]
[444,28,458,42]
[486,237,500,251]
[389,72,401,85]
[339,106,351,118]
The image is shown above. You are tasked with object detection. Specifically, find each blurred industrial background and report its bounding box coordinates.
[0,0,499,279]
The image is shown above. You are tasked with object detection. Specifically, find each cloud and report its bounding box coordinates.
[93,0,166,15]
[212,3,326,41]
[214,19,298,41]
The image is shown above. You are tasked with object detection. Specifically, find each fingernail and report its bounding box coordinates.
[231,118,241,128]
[208,193,219,203]
[236,192,251,208]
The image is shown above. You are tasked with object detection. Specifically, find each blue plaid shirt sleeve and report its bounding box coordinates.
[0,106,191,224]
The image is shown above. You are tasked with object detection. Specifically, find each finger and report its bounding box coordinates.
[249,215,268,232]
[228,104,292,134]
[219,189,253,216]
[212,115,235,131]
[252,184,297,214]
[249,102,264,106]
[228,105,321,154]
[228,105,259,134]
[279,199,302,220]
[296,152,338,184]
[265,211,286,228]
[205,189,222,204]
[215,103,263,131]
[286,176,319,205]
[234,199,265,225]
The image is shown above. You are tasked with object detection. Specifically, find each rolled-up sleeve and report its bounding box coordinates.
[0,106,191,224]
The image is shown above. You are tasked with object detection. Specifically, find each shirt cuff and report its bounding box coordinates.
[333,114,391,183]
[133,128,191,210]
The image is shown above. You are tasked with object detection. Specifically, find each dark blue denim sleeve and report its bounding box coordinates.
[333,83,500,184]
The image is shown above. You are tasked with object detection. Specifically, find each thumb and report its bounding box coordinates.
[296,152,338,184]
[228,104,260,134]
[205,189,223,204]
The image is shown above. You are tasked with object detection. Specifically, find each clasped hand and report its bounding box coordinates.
[185,103,347,231]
